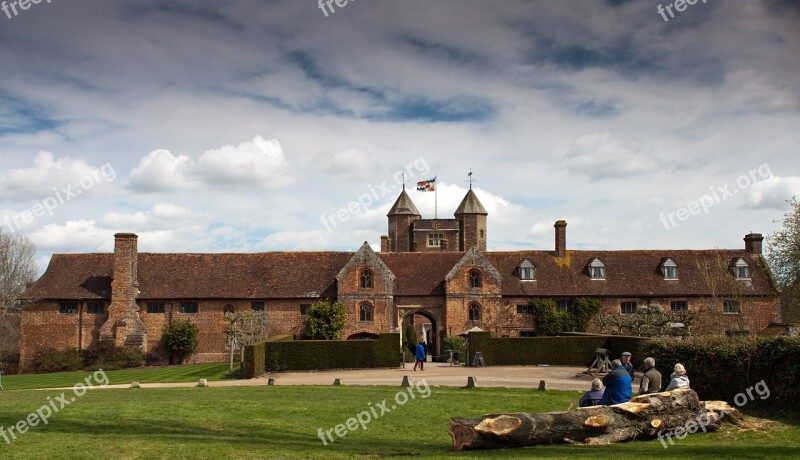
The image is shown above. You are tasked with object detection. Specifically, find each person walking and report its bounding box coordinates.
[413,340,426,371]
[638,357,663,395]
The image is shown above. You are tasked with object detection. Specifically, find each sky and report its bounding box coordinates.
[0,0,798,274]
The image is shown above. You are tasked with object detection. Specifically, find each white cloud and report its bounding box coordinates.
[564,132,661,182]
[313,148,381,179]
[195,136,294,188]
[129,149,195,192]
[745,175,800,209]
[0,151,117,198]
[29,220,112,251]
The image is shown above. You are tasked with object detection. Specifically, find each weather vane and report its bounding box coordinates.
[466,169,476,189]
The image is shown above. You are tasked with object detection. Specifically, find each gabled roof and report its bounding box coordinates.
[387,190,420,216]
[21,248,776,302]
[454,189,487,215]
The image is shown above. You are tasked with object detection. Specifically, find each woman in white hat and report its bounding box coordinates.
[665,363,690,391]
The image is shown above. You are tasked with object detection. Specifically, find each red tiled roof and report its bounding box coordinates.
[22,248,775,301]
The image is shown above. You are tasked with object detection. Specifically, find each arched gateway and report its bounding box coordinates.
[397,305,444,359]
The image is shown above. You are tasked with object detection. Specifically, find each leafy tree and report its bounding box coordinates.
[162,320,199,364]
[528,297,602,334]
[404,324,417,354]
[305,300,347,340]
[225,310,269,372]
[768,196,800,322]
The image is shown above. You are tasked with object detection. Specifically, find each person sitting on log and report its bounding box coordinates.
[638,357,663,395]
[578,378,605,407]
[665,363,690,391]
[600,359,632,405]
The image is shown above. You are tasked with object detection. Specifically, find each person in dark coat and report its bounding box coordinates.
[621,351,635,380]
[579,379,605,407]
[601,359,633,405]
[639,357,663,395]
[413,341,426,371]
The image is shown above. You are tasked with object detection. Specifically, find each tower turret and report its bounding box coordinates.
[454,189,487,251]
[386,190,421,252]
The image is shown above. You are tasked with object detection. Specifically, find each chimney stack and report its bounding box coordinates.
[744,232,763,255]
[554,220,567,258]
[380,235,390,253]
[100,233,147,350]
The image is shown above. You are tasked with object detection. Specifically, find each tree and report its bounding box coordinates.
[305,300,347,340]
[224,310,268,372]
[529,298,602,335]
[403,324,417,354]
[596,304,695,337]
[767,196,800,322]
[691,251,756,334]
[162,320,198,364]
[0,229,37,362]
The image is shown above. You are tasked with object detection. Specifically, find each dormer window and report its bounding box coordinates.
[519,259,535,280]
[360,269,373,288]
[733,258,750,279]
[588,258,605,280]
[661,258,678,280]
[468,269,482,288]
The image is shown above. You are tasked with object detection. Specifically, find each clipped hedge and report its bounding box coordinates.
[243,333,400,377]
[642,336,800,411]
[466,332,646,367]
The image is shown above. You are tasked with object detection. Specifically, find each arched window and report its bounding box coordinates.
[360,269,373,288]
[359,302,373,322]
[468,270,482,288]
[468,302,481,321]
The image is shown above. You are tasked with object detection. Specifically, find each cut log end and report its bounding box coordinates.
[475,415,523,436]
[448,420,475,451]
[583,414,608,429]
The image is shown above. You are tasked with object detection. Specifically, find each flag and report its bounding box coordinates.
[416,177,436,192]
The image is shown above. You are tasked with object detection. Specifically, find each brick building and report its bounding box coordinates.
[19,189,781,367]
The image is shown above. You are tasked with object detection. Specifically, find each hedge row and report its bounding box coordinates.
[642,336,800,411]
[243,333,400,377]
[466,332,646,367]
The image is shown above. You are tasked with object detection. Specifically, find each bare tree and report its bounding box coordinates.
[767,196,800,322]
[0,230,37,361]
[224,310,269,372]
[692,250,756,334]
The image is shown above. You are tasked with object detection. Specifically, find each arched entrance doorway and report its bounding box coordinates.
[398,306,443,360]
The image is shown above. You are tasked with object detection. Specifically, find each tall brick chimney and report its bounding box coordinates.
[554,220,567,258]
[380,235,390,253]
[744,232,763,255]
[100,233,147,350]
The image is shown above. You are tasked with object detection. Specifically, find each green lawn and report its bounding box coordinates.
[0,363,232,390]
[0,384,797,459]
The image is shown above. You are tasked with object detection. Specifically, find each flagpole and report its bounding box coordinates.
[434,176,438,219]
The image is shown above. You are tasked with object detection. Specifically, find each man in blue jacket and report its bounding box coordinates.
[601,359,632,405]
[413,340,426,371]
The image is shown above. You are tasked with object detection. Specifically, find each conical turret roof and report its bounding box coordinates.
[454,189,487,215]
[387,190,420,216]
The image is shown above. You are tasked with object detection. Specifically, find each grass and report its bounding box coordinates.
[0,364,232,390]
[0,384,797,459]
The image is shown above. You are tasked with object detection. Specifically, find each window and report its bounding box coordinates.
[147,302,165,314]
[300,304,311,316]
[519,259,535,280]
[468,302,481,321]
[428,233,444,247]
[670,300,688,312]
[480,229,485,239]
[589,258,605,280]
[723,300,740,314]
[468,270,482,288]
[179,302,198,313]
[556,298,573,313]
[224,304,234,314]
[620,301,637,315]
[59,302,78,314]
[517,304,533,314]
[734,258,750,279]
[251,302,264,312]
[360,269,373,288]
[86,302,105,314]
[662,258,678,279]
[359,303,373,322]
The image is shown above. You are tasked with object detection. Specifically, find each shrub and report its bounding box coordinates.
[83,342,144,370]
[32,348,84,373]
[162,320,199,364]
[528,297,602,334]
[404,324,417,354]
[443,335,465,354]
[305,300,347,340]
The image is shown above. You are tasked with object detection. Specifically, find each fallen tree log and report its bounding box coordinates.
[449,389,741,450]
